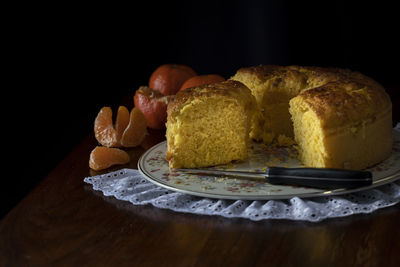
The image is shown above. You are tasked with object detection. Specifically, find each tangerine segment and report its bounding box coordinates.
[89,146,130,171]
[94,107,118,147]
[115,106,130,145]
[120,108,147,147]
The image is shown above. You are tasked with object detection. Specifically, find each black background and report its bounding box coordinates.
[4,0,399,217]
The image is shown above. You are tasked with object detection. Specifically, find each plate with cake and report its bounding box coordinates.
[139,65,400,200]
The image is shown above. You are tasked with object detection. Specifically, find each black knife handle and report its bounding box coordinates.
[266,167,372,189]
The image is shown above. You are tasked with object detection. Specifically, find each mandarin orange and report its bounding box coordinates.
[94,107,118,147]
[115,106,130,145]
[120,107,147,147]
[94,106,133,147]
[149,64,197,95]
[179,74,225,91]
[89,146,130,171]
[134,86,172,130]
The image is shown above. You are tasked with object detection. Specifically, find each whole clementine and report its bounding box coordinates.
[149,64,197,95]
[179,74,225,91]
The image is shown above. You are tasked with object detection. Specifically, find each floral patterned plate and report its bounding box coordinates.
[138,136,400,200]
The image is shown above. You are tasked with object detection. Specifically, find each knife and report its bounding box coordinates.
[176,167,373,189]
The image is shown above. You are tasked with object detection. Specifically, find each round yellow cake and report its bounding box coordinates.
[166,65,393,170]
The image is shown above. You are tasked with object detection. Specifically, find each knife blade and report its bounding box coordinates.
[176,167,373,189]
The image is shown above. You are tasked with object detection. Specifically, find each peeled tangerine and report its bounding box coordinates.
[94,106,146,147]
[89,146,130,171]
[134,86,172,130]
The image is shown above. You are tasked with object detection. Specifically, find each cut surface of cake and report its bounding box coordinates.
[166,80,256,169]
[231,65,393,169]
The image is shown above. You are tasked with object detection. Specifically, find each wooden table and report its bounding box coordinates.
[2,83,400,267]
[1,128,400,267]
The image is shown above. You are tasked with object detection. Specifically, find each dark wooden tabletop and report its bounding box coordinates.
[1,129,400,267]
[1,87,399,267]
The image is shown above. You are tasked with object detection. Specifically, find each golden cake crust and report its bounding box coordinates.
[298,82,391,129]
[167,80,252,117]
[233,65,392,129]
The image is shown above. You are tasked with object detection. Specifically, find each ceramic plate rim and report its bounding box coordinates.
[138,141,400,200]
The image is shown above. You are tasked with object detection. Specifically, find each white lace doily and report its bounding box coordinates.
[84,123,400,222]
[84,168,400,222]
